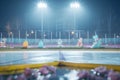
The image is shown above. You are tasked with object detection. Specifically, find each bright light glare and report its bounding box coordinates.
[70,2,80,8]
[71,31,75,34]
[37,2,47,8]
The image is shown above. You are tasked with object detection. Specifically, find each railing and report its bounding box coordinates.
[0,38,120,48]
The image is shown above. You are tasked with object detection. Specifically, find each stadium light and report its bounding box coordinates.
[37,2,47,39]
[37,2,47,9]
[70,2,80,8]
[70,2,81,35]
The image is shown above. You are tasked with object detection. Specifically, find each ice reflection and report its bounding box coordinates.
[0,50,120,66]
[61,51,120,65]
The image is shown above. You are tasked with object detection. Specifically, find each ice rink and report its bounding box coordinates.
[0,50,120,66]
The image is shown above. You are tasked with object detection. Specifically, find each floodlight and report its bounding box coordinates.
[37,2,47,8]
[70,2,80,8]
